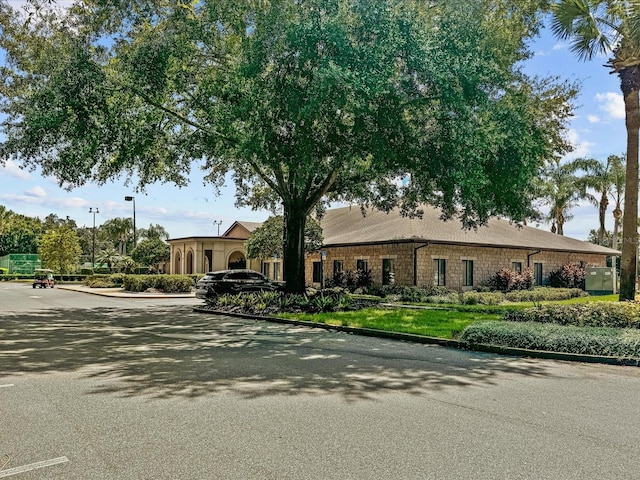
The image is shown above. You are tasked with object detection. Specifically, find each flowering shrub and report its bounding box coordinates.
[489,267,534,292]
[548,261,588,289]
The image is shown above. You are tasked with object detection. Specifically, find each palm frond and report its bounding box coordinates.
[551,0,617,61]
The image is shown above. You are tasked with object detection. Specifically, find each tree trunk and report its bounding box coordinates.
[612,204,622,251]
[557,212,564,236]
[598,193,608,246]
[619,86,640,301]
[282,202,307,293]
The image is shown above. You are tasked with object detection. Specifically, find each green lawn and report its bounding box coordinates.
[279,294,621,340]
[280,307,501,339]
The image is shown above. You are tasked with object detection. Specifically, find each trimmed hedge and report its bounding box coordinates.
[123,274,194,293]
[460,291,505,305]
[459,321,640,358]
[460,287,588,305]
[504,287,586,302]
[503,302,640,329]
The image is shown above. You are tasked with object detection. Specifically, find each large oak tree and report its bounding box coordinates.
[0,0,575,292]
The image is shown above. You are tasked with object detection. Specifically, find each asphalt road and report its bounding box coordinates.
[1,282,640,479]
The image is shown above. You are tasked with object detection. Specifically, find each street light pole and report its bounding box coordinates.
[213,220,222,236]
[124,196,136,250]
[89,207,99,268]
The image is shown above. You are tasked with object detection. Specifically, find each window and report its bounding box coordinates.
[333,260,344,274]
[356,259,368,272]
[462,260,474,287]
[433,259,446,286]
[382,258,395,285]
[273,262,281,281]
[262,262,270,278]
[312,262,322,283]
[512,262,522,273]
[227,271,250,280]
[534,263,543,285]
[248,271,267,281]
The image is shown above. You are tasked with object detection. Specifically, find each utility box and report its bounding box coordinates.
[585,266,616,295]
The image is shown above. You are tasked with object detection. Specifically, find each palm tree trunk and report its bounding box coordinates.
[598,192,608,245]
[612,204,622,251]
[619,87,640,301]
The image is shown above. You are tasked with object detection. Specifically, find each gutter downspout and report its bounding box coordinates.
[527,250,541,268]
[414,242,430,286]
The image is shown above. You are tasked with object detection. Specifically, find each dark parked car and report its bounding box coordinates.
[195,269,285,299]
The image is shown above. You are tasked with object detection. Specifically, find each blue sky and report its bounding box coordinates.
[0,10,628,240]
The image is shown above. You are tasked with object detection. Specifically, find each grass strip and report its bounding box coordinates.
[279,307,501,339]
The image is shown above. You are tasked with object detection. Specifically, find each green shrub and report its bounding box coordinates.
[459,321,640,358]
[460,291,505,305]
[122,274,193,293]
[202,289,368,315]
[504,287,587,302]
[503,302,640,329]
[108,273,127,286]
[84,274,118,288]
[423,293,460,304]
[373,284,458,303]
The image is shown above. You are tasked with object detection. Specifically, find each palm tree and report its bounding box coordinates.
[100,217,133,255]
[96,248,121,273]
[538,159,587,235]
[607,155,626,251]
[139,223,169,241]
[574,155,625,246]
[551,0,640,300]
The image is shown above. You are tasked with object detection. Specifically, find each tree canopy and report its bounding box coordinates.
[130,237,170,272]
[245,215,323,260]
[38,224,82,273]
[0,0,576,291]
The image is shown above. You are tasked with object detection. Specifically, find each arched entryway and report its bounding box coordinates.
[174,250,182,274]
[186,250,194,274]
[228,251,246,270]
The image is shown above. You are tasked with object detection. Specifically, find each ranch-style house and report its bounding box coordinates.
[167,205,619,291]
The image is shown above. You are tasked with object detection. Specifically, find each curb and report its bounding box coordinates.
[56,285,196,299]
[193,307,640,367]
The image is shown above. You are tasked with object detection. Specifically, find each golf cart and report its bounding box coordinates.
[33,269,55,288]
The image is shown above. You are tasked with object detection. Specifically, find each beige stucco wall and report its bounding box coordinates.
[168,238,260,275]
[305,242,610,291]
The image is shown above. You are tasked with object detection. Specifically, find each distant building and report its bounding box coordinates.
[168,205,619,290]
[167,221,263,275]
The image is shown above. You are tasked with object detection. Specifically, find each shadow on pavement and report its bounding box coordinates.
[0,306,555,401]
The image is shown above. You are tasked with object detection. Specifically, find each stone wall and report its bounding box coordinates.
[305,242,609,290]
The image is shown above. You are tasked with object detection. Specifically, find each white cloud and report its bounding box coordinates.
[0,160,30,180]
[596,92,625,119]
[25,186,47,198]
[564,128,595,158]
[587,114,600,123]
[552,43,567,51]
[0,193,87,210]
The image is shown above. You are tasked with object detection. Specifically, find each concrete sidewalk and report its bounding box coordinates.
[56,284,196,299]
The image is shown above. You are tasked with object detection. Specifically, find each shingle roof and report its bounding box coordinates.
[320,205,620,255]
[236,221,263,233]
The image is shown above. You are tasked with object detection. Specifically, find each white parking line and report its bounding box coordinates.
[0,456,69,478]
[0,384,14,388]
